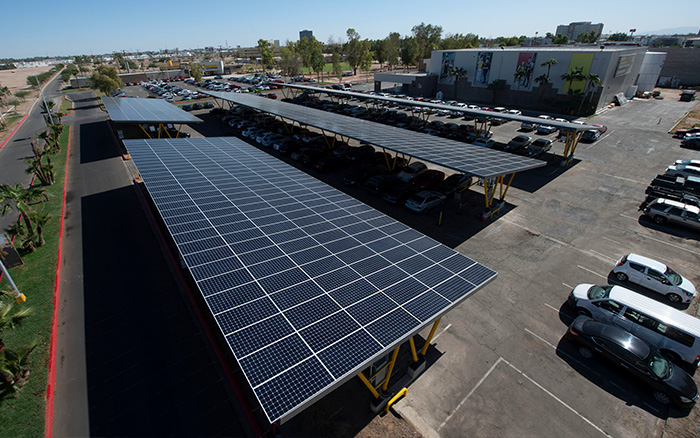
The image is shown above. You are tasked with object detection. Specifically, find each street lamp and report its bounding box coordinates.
[0,259,26,303]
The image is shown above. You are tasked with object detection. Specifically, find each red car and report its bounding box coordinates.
[410,170,445,190]
[592,123,608,134]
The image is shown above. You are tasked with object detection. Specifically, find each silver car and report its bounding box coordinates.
[643,198,700,231]
[405,191,446,213]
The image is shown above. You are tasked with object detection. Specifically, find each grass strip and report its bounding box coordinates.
[0,126,70,438]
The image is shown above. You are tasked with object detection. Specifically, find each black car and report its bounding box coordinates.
[437,174,473,197]
[567,315,698,408]
[383,182,419,205]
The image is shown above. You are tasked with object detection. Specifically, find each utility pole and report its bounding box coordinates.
[0,259,26,303]
[35,75,54,125]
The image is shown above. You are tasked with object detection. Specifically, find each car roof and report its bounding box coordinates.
[625,253,668,272]
[581,318,650,358]
[605,285,700,335]
[652,198,700,213]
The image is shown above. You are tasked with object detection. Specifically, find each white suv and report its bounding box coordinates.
[612,253,696,303]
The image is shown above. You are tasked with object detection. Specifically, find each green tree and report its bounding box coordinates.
[553,34,569,45]
[310,41,326,80]
[297,36,313,74]
[385,32,401,70]
[577,73,602,114]
[345,28,364,75]
[191,63,203,82]
[40,100,54,114]
[561,67,586,94]
[440,33,479,50]
[400,37,419,69]
[411,22,443,59]
[0,337,39,395]
[371,39,387,68]
[608,32,629,42]
[332,51,343,83]
[541,58,557,79]
[6,99,21,109]
[0,298,33,351]
[88,65,121,95]
[513,68,527,93]
[26,139,55,186]
[0,84,10,109]
[0,184,48,251]
[534,74,550,104]
[14,90,30,101]
[280,41,302,77]
[257,39,274,71]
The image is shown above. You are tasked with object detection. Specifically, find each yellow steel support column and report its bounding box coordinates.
[561,130,583,167]
[157,123,164,139]
[357,372,380,399]
[408,338,419,363]
[176,124,183,138]
[499,173,515,201]
[139,124,152,139]
[420,317,442,356]
[381,346,401,392]
[482,177,493,209]
[381,147,392,171]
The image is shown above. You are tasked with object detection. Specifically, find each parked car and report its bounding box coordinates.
[681,137,700,149]
[473,137,495,148]
[505,135,532,152]
[536,123,557,134]
[525,138,553,157]
[666,164,700,179]
[612,253,696,303]
[396,161,428,183]
[437,174,473,197]
[405,191,447,213]
[383,182,419,204]
[674,127,700,138]
[365,175,399,194]
[642,198,700,231]
[410,169,445,190]
[581,130,601,142]
[566,315,698,408]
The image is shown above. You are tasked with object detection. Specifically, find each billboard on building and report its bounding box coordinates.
[563,53,594,94]
[439,52,455,84]
[614,54,636,77]
[514,52,537,90]
[474,51,493,87]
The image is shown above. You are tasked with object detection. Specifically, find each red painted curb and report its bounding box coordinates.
[0,112,30,150]
[44,125,71,438]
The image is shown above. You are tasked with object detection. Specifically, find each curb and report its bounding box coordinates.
[44,125,71,438]
[0,112,30,150]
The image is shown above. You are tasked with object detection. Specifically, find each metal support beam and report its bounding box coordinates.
[408,338,419,363]
[561,130,583,167]
[139,124,152,139]
[357,371,380,399]
[420,317,442,356]
[381,346,401,392]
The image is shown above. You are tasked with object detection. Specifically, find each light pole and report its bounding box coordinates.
[35,74,55,125]
[0,258,26,303]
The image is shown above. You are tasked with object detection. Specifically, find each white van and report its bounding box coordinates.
[569,283,700,373]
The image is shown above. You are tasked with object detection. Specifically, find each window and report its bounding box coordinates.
[594,300,623,314]
[623,308,658,330]
[668,207,684,216]
[647,269,667,284]
[628,262,646,273]
[656,323,695,347]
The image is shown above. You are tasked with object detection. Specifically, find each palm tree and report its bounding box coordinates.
[541,58,557,79]
[448,66,468,99]
[560,67,585,94]
[0,184,48,250]
[29,211,51,247]
[577,73,602,115]
[534,74,550,105]
[40,100,55,114]
[513,68,527,93]
[0,300,33,352]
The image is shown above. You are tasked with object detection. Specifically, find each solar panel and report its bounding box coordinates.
[102,97,202,124]
[203,91,545,178]
[124,137,497,423]
[279,83,599,131]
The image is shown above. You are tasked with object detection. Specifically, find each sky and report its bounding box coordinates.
[2,0,699,59]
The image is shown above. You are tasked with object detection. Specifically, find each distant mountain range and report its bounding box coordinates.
[637,26,698,36]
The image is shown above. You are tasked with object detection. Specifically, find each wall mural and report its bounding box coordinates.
[439,52,455,84]
[474,51,493,87]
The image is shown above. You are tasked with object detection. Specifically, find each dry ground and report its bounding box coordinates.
[0,66,53,136]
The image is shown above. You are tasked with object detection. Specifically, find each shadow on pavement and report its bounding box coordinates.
[79,121,121,164]
[81,185,251,437]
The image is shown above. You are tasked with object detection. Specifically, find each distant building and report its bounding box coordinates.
[556,22,604,41]
[299,30,313,40]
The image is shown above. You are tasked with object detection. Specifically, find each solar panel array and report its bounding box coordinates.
[102,96,202,124]
[279,83,600,131]
[203,91,546,178]
[124,137,497,423]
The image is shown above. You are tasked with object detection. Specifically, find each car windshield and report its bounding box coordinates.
[664,267,682,285]
[645,349,671,379]
[587,285,612,300]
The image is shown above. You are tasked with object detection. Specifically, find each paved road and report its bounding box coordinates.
[0,73,63,232]
[53,91,254,437]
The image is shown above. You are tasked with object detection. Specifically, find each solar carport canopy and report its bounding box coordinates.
[279,83,602,131]
[124,137,497,423]
[203,91,546,178]
[102,96,202,124]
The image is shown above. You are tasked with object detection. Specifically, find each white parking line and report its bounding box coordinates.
[525,328,557,350]
[562,282,574,289]
[588,250,616,263]
[577,265,608,279]
[641,234,700,256]
[544,303,560,312]
[599,173,646,185]
[601,236,622,246]
[432,323,452,342]
[619,213,640,221]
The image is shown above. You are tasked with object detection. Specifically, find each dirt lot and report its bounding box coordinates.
[0,66,53,135]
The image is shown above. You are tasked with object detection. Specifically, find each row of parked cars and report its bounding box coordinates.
[674,127,700,149]
[639,159,700,231]
[567,253,699,408]
[212,105,475,214]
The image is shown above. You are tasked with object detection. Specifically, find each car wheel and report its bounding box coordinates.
[653,391,672,405]
[615,272,628,282]
[653,215,667,225]
[661,350,681,365]
[578,346,593,359]
[576,308,591,317]
[667,293,682,303]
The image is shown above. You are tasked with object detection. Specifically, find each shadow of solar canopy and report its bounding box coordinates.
[124,137,497,423]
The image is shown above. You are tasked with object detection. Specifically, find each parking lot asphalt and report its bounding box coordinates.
[118,81,700,437]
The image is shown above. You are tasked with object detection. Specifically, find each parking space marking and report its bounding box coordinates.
[437,358,502,432]
[432,323,452,342]
[525,328,557,350]
[599,173,646,185]
[619,213,640,221]
[640,233,700,256]
[601,236,622,246]
[588,249,616,263]
[577,265,608,279]
[562,282,574,289]
[544,303,560,313]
